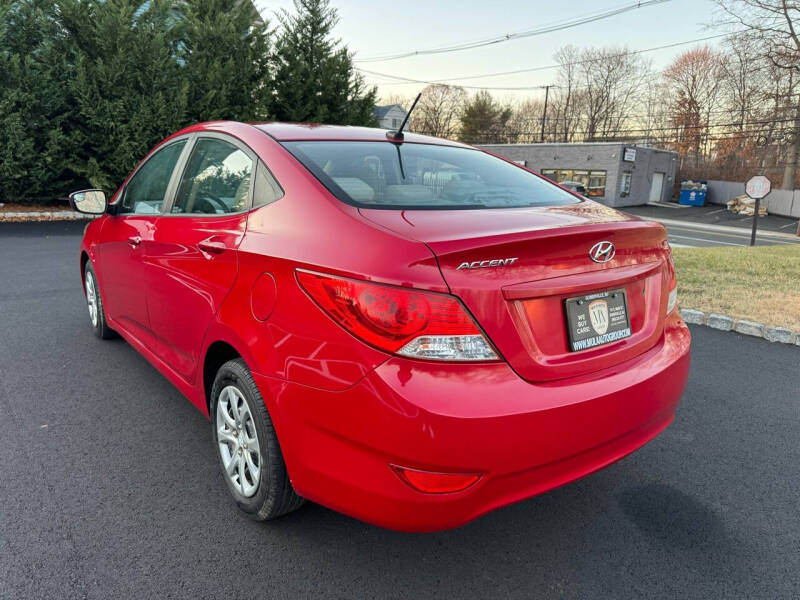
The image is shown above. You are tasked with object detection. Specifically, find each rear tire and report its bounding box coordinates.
[210,359,304,520]
[83,262,115,339]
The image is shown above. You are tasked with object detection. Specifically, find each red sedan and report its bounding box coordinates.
[70,121,690,532]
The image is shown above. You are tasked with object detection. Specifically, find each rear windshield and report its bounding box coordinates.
[283,141,581,209]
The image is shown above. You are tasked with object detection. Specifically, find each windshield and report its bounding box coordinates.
[283,141,581,209]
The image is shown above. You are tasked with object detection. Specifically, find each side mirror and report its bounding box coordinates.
[69,189,107,215]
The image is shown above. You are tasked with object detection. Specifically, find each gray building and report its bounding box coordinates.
[481,143,679,208]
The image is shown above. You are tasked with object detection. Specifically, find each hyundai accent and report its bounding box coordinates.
[70,121,690,531]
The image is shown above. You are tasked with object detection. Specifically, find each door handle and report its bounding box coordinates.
[128,236,142,247]
[198,239,227,255]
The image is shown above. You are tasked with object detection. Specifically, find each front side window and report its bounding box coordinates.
[121,140,187,215]
[172,138,253,214]
[284,141,581,209]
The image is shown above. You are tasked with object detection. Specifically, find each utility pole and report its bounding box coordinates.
[540,85,553,143]
[781,98,799,191]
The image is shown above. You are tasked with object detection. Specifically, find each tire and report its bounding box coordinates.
[210,358,304,520]
[83,262,115,339]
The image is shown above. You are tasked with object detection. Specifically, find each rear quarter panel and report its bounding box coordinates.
[215,126,447,392]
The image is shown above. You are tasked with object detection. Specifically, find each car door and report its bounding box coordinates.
[96,138,189,346]
[145,134,257,383]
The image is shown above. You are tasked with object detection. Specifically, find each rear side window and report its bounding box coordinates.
[253,161,284,208]
[283,141,580,209]
[122,140,187,215]
[172,138,253,214]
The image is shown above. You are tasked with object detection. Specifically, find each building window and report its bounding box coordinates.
[540,168,606,197]
[392,118,400,128]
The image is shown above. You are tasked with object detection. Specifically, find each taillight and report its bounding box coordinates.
[296,270,499,362]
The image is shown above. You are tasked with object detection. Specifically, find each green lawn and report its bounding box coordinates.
[672,244,800,331]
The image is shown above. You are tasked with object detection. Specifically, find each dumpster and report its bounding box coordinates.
[679,180,707,206]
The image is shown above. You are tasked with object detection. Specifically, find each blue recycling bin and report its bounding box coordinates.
[679,189,706,206]
[679,181,707,206]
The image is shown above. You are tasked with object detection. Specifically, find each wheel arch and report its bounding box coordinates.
[80,250,90,287]
[203,340,244,413]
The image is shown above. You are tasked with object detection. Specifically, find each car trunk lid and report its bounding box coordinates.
[359,202,672,382]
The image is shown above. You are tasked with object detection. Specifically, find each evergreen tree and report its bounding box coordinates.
[459,91,512,145]
[270,0,376,125]
[175,0,272,123]
[0,0,79,202]
[58,0,189,191]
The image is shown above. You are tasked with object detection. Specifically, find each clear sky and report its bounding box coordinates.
[255,0,723,103]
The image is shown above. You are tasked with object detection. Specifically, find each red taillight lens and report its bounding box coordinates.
[296,270,498,361]
[391,465,481,494]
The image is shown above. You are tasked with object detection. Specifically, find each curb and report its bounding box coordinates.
[0,211,92,221]
[680,308,800,346]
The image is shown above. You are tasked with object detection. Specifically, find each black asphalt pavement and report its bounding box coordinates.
[1,222,798,599]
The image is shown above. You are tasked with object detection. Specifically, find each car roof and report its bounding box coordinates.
[254,122,471,148]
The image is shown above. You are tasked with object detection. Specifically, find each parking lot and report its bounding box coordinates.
[1,222,798,599]
[626,204,800,248]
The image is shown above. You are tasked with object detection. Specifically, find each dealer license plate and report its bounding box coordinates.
[565,289,631,352]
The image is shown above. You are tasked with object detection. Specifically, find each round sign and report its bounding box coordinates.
[745,175,771,199]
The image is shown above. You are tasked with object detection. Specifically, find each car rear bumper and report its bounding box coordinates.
[254,311,691,532]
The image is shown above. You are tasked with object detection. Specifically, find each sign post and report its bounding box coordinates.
[745,175,771,246]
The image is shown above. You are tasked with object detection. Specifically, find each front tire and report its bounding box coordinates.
[84,262,115,339]
[210,359,304,520]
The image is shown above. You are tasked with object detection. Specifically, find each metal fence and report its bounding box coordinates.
[706,180,800,218]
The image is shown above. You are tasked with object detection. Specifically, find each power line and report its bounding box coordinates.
[412,130,784,146]
[475,115,798,128]
[359,32,738,87]
[354,0,672,63]
[453,116,798,134]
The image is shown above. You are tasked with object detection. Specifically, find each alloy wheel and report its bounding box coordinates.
[216,385,261,497]
[85,273,98,327]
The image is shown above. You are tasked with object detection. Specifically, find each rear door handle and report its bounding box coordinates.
[128,236,142,248]
[198,239,227,255]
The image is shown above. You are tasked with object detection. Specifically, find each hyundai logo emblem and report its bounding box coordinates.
[589,241,615,263]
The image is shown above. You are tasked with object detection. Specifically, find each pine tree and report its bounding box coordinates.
[175,0,272,123]
[58,0,189,191]
[459,91,512,145]
[0,0,79,202]
[270,0,376,125]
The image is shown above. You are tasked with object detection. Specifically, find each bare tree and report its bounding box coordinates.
[409,84,467,139]
[721,35,766,131]
[378,93,412,108]
[635,79,673,146]
[551,46,583,142]
[547,45,652,143]
[715,0,800,187]
[505,98,544,143]
[663,46,728,166]
[576,46,652,141]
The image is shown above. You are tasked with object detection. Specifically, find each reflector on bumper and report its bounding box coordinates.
[391,465,481,494]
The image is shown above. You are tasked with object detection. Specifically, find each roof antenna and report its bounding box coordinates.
[386,92,421,141]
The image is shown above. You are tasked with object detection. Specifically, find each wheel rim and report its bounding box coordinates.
[85,273,98,327]
[216,385,261,498]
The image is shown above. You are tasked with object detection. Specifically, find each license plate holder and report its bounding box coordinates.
[564,289,631,352]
